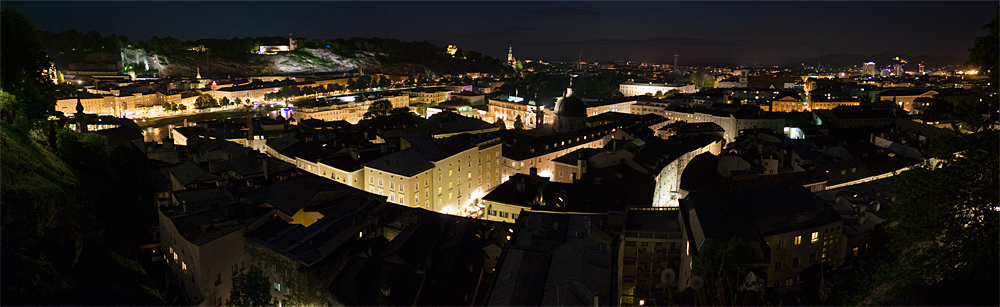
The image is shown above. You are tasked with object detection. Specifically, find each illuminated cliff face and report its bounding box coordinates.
[121,47,366,77]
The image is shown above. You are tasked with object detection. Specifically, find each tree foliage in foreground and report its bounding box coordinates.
[228,266,274,307]
[1,8,56,124]
[882,129,999,304]
[966,8,998,83]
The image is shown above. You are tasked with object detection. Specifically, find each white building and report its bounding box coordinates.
[362,133,502,215]
[619,80,698,96]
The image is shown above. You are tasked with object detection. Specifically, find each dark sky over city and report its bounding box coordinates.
[3,1,997,65]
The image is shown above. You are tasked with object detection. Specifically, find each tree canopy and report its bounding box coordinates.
[966,9,998,83]
[690,72,716,89]
[883,130,999,304]
[363,99,392,120]
[227,266,274,307]
[194,94,218,109]
[1,8,56,124]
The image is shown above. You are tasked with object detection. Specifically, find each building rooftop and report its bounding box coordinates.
[683,185,843,239]
[624,207,682,234]
[486,212,619,306]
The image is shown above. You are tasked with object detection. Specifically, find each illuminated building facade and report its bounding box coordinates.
[362,133,502,215]
[619,80,698,96]
[618,207,691,306]
[862,62,877,75]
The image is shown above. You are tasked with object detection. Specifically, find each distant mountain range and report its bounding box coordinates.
[789,51,968,69]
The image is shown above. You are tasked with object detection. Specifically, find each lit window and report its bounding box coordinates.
[794,236,802,245]
[275,282,281,292]
[811,232,819,243]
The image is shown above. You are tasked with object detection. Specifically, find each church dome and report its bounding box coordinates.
[554,95,587,117]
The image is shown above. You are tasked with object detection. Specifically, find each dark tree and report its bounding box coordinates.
[966,9,998,83]
[513,115,525,130]
[363,99,392,119]
[884,130,998,305]
[1,8,56,124]
[195,94,218,109]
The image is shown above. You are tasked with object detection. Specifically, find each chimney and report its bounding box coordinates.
[516,179,525,193]
[262,159,269,180]
[182,201,189,213]
[529,167,537,177]
[576,152,587,179]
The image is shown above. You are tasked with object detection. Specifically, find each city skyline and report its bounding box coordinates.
[3,1,997,65]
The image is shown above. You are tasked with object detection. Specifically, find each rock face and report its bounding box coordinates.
[270,48,368,74]
[121,48,156,71]
[125,47,377,78]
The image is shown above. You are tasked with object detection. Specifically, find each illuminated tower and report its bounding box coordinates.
[673,55,679,74]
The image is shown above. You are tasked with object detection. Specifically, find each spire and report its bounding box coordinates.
[74,94,88,132]
[75,95,84,114]
[196,68,202,79]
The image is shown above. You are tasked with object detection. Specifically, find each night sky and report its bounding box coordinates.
[4,1,997,65]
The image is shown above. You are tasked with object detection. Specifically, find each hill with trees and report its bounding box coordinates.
[36,29,511,78]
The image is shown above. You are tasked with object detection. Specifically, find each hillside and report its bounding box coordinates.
[0,126,163,305]
[40,30,509,78]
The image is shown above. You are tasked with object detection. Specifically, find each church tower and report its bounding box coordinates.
[74,95,88,132]
[507,46,514,66]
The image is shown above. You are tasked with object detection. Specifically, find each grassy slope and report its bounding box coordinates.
[0,126,163,305]
[0,125,77,238]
